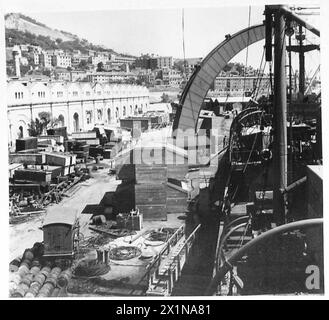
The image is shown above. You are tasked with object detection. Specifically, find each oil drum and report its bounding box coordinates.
[57,269,72,288]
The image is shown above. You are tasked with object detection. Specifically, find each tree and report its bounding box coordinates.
[78,60,88,70]
[28,118,46,136]
[96,62,105,72]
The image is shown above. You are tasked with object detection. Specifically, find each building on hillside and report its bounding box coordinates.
[39,52,53,68]
[160,68,183,86]
[86,71,138,83]
[52,53,72,68]
[212,75,273,97]
[135,55,158,70]
[110,54,136,65]
[54,69,87,82]
[156,56,173,69]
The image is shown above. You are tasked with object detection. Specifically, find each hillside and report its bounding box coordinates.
[5,28,117,55]
[5,13,77,42]
[5,13,134,57]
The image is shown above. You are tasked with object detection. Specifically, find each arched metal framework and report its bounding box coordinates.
[173,24,266,137]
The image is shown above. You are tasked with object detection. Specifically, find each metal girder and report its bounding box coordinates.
[172,24,266,138]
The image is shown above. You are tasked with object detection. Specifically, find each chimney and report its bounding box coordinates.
[12,46,21,78]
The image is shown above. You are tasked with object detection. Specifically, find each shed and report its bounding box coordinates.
[43,209,79,258]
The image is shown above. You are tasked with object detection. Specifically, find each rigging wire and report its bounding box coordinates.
[243,6,252,94]
[182,8,187,81]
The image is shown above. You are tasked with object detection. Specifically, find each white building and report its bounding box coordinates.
[7,80,149,145]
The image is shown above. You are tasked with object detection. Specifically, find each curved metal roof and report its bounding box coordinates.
[43,208,78,227]
[173,24,266,137]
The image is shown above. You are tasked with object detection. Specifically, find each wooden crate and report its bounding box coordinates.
[166,183,188,213]
[14,169,52,183]
[9,153,45,165]
[8,163,23,179]
[43,152,72,166]
[135,184,167,205]
[135,165,167,184]
[16,137,38,152]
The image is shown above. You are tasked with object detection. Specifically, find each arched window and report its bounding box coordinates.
[58,114,65,127]
[18,126,23,139]
[107,108,111,122]
[123,106,126,117]
[73,113,80,132]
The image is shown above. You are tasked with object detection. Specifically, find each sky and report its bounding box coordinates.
[2,1,322,72]
[26,7,265,61]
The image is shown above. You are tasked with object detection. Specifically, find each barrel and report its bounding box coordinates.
[30,266,40,276]
[31,259,41,268]
[12,283,29,297]
[9,258,21,272]
[40,266,51,277]
[43,260,53,269]
[17,265,29,277]
[20,259,31,269]
[23,249,34,261]
[50,267,62,276]
[25,282,41,297]
[10,273,21,286]
[45,274,58,287]
[57,269,72,288]
[32,242,44,257]
[37,283,54,297]
[9,264,18,273]
[9,282,17,295]
[51,287,60,297]
[20,273,34,286]
[33,273,46,286]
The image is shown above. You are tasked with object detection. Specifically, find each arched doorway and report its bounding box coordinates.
[115,107,119,119]
[58,114,65,127]
[130,105,133,115]
[73,113,80,132]
[107,108,111,122]
[18,126,23,138]
[134,105,138,115]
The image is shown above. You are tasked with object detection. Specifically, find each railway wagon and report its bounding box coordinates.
[43,209,79,258]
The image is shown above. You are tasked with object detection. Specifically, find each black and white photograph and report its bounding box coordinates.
[1,0,326,299]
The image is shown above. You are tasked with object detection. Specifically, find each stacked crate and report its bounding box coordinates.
[135,147,168,221]
[16,137,38,153]
[42,152,76,176]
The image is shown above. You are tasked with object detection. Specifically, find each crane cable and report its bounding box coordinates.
[243,6,252,94]
[182,8,187,81]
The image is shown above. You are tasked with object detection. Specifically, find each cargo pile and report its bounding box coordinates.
[9,243,73,298]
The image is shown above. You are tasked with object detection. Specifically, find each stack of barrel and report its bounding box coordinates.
[9,243,73,298]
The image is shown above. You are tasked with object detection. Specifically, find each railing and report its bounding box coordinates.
[129,224,185,295]
[145,223,201,296]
